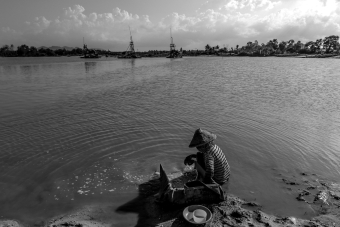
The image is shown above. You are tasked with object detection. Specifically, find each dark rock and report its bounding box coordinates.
[296,194,306,201]
[230,210,243,219]
[302,221,321,227]
[329,191,340,200]
[254,210,270,224]
[307,186,317,190]
[244,202,261,207]
[282,178,299,185]
[230,200,237,205]
[300,190,311,196]
[319,181,330,188]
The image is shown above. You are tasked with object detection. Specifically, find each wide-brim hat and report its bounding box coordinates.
[189,128,217,148]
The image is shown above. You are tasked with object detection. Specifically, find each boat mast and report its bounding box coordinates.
[128,26,135,53]
[170,27,175,52]
[83,37,87,56]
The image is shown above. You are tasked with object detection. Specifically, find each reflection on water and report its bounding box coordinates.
[119,59,137,69]
[84,61,97,73]
[1,65,18,76]
[0,57,340,225]
[130,59,136,68]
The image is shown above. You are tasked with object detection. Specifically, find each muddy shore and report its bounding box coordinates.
[1,170,339,227]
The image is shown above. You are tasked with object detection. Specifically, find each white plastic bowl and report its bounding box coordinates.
[193,209,207,223]
[183,205,212,224]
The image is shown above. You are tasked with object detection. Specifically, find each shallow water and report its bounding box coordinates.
[0,56,340,225]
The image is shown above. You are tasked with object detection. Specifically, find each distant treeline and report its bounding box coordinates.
[203,35,340,56]
[1,35,339,57]
[0,44,181,57]
[0,45,106,57]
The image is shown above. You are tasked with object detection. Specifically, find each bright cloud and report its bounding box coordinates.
[224,0,282,11]
[251,0,340,41]
[0,0,340,50]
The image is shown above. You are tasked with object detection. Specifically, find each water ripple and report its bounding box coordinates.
[1,57,340,223]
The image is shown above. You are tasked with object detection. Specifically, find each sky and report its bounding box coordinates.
[0,0,340,51]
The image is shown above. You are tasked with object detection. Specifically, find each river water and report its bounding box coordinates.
[0,56,339,226]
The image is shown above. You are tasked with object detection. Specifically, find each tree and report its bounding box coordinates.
[17,44,29,56]
[335,42,340,54]
[294,41,303,53]
[305,41,315,53]
[29,46,38,56]
[288,39,295,46]
[246,42,253,53]
[286,39,295,53]
[205,44,211,52]
[279,41,287,53]
[272,39,279,51]
[71,47,83,55]
[55,48,65,56]
[0,45,9,56]
[323,35,339,53]
[37,47,55,56]
[264,40,276,55]
[315,39,322,53]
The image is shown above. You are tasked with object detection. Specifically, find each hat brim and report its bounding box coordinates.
[188,134,216,148]
[189,141,208,148]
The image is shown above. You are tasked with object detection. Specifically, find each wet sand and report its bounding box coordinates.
[2,169,339,227]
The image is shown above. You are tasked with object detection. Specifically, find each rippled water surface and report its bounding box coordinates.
[0,56,340,225]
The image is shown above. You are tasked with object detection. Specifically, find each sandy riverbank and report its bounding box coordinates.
[1,170,339,227]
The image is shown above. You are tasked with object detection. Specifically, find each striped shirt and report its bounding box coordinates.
[203,144,230,185]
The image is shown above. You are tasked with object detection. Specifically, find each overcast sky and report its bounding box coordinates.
[0,0,339,51]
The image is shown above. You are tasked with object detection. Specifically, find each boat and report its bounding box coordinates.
[166,28,182,59]
[118,27,141,59]
[80,38,101,59]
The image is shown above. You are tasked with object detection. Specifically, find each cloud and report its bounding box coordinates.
[0,27,24,44]
[0,0,340,50]
[0,5,155,49]
[25,16,51,34]
[250,0,340,42]
[224,0,282,11]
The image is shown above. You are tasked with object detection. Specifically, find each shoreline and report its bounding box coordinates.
[2,170,339,227]
[1,54,340,59]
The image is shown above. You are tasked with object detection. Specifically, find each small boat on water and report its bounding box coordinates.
[80,38,101,59]
[166,28,182,59]
[118,27,141,59]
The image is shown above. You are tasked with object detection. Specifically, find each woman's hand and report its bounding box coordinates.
[184,154,197,165]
